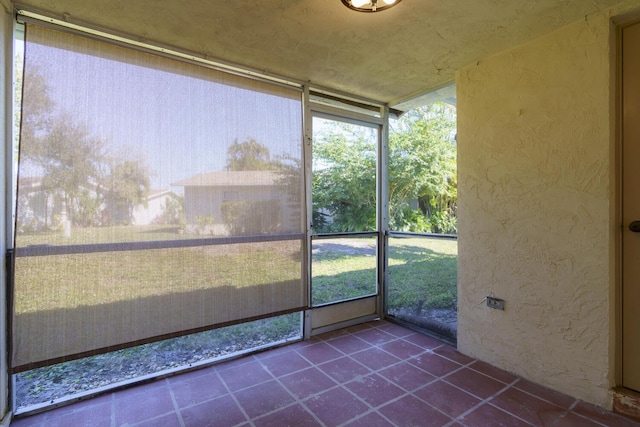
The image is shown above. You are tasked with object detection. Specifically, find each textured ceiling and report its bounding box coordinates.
[13,0,625,106]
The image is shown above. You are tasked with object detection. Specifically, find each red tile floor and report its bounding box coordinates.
[11,320,640,427]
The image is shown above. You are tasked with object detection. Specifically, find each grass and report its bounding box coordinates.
[15,235,301,314]
[387,236,458,311]
[14,226,458,408]
[16,224,192,246]
[310,236,457,310]
[311,237,377,305]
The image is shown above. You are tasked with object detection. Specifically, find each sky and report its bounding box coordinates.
[20,27,303,191]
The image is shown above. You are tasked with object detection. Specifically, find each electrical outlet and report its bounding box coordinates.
[486,296,505,310]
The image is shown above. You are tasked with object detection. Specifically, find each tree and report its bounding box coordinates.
[312,124,377,233]
[18,62,53,150]
[311,102,457,234]
[22,112,106,227]
[389,103,457,233]
[104,159,151,225]
[17,64,152,230]
[225,138,276,171]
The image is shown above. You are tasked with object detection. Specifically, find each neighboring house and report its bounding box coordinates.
[131,189,182,226]
[16,176,65,231]
[172,170,300,236]
[16,176,178,230]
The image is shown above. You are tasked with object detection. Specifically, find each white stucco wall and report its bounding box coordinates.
[456,4,640,408]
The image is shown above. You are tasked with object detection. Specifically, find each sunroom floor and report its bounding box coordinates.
[11,320,639,427]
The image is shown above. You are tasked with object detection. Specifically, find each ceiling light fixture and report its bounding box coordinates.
[341,0,402,13]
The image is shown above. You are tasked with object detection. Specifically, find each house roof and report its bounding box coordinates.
[147,189,180,200]
[172,171,279,187]
[15,0,625,108]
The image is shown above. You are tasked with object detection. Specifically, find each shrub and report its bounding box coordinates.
[221,200,280,235]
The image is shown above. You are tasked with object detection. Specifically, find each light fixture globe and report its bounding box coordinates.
[341,0,402,13]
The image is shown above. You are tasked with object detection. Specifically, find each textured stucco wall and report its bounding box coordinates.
[456,7,626,407]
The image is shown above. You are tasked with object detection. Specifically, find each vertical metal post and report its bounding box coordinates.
[377,105,390,319]
[302,85,313,340]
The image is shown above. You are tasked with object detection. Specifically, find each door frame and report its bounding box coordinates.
[302,90,390,338]
[615,13,640,391]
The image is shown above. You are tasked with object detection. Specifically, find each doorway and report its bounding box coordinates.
[307,114,381,332]
[622,20,640,392]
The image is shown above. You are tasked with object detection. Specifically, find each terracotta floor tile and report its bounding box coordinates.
[490,387,567,426]
[233,380,295,419]
[169,370,228,408]
[342,411,396,426]
[378,361,436,391]
[253,344,297,360]
[46,393,113,417]
[296,341,343,364]
[259,351,311,377]
[414,379,481,417]
[378,394,452,427]
[113,382,175,425]
[253,403,321,427]
[10,414,46,427]
[376,322,415,338]
[513,378,576,409]
[305,387,369,426]
[13,320,637,427]
[279,367,337,399]
[468,360,518,384]
[458,403,531,427]
[218,359,272,392]
[351,328,397,346]
[408,351,462,377]
[572,401,640,427]
[318,356,370,384]
[403,332,447,350]
[432,345,475,365]
[134,412,183,427]
[344,373,405,407]
[180,394,247,427]
[344,323,374,333]
[557,411,609,426]
[38,401,112,427]
[380,339,425,359]
[326,334,371,355]
[349,347,401,371]
[444,368,507,399]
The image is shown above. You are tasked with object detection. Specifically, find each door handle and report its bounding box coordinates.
[630,221,640,232]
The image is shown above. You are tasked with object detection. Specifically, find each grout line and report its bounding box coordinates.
[328,333,458,426]
[110,393,116,427]
[451,378,539,427]
[164,378,186,427]
[252,351,327,426]
[214,368,254,426]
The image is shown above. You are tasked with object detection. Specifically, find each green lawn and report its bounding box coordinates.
[14,226,458,407]
[310,236,457,309]
[387,236,458,311]
[16,224,189,246]
[16,226,457,313]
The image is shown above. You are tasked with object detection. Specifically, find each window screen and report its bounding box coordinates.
[12,24,305,372]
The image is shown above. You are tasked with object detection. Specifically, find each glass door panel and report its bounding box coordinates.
[311,234,377,306]
[311,116,379,308]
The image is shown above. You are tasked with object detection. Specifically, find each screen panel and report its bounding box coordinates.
[13,24,305,371]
